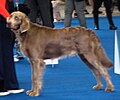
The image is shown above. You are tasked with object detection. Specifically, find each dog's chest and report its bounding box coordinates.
[18,40,30,57]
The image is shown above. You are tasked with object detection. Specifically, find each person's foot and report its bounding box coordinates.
[14,56,19,62]
[92,10,103,14]
[109,25,117,30]
[0,90,10,96]
[84,10,89,14]
[94,24,99,30]
[74,13,77,18]
[98,11,103,14]
[18,56,24,60]
[8,88,24,94]
[54,18,62,22]
[17,53,24,60]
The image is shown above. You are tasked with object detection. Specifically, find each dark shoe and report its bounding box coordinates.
[18,56,24,60]
[98,11,103,14]
[94,24,99,30]
[17,53,24,60]
[109,25,117,30]
[92,10,103,14]
[0,90,10,96]
[74,13,77,18]
[84,10,89,14]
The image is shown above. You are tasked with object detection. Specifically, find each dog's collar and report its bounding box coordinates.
[21,31,28,34]
[11,28,28,33]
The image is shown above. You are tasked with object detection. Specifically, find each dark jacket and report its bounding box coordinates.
[6,0,14,13]
[75,0,84,2]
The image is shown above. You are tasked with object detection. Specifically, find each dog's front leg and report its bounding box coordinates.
[27,59,45,96]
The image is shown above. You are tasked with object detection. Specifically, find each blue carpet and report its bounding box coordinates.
[1,16,120,100]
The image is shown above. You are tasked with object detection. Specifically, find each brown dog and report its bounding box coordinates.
[7,11,114,96]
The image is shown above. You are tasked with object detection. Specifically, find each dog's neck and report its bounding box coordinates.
[12,29,28,43]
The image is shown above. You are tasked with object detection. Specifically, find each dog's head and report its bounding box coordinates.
[7,11,30,33]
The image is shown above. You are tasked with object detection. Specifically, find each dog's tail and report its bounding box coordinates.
[96,45,113,68]
[89,31,113,68]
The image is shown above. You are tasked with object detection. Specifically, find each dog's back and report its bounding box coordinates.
[27,24,113,68]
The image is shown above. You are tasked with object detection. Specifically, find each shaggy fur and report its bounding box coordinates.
[7,11,114,96]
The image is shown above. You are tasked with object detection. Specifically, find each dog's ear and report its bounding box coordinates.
[20,16,30,33]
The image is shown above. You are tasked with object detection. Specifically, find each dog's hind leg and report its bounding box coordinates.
[78,53,114,92]
[26,59,45,96]
[94,62,114,92]
[78,54,102,90]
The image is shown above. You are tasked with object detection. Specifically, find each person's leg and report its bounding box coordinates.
[88,0,94,6]
[0,18,24,96]
[1,20,19,90]
[0,19,4,83]
[93,0,103,29]
[37,0,54,28]
[64,0,74,27]
[49,1,54,25]
[0,18,11,96]
[104,0,113,25]
[117,0,120,11]
[75,0,87,27]
[52,1,62,22]
[104,0,117,30]
[28,0,38,23]
[83,0,89,14]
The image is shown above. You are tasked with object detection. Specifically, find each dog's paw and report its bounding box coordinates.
[93,85,102,90]
[26,90,40,96]
[105,86,114,92]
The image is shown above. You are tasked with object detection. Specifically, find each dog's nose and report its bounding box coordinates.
[6,22,11,28]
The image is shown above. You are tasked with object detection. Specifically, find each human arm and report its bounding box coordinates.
[0,0,10,18]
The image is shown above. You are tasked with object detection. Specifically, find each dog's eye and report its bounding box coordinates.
[10,15,12,18]
[14,16,19,20]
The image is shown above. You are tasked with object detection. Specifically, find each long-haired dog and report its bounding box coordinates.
[6,11,114,96]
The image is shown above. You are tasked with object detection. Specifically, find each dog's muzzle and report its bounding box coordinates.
[6,22,11,28]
